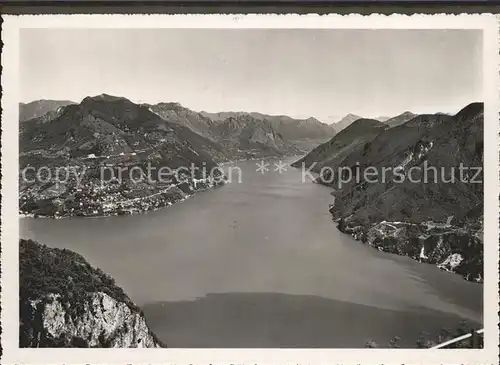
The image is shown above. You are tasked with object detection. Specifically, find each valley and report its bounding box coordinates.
[21,158,483,348]
[14,23,488,352]
[19,96,484,348]
[19,95,328,218]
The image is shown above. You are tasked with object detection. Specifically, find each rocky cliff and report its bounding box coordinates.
[337,216,483,282]
[209,114,301,158]
[201,110,336,142]
[20,238,164,347]
[147,102,217,139]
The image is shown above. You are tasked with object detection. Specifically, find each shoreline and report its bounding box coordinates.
[19,180,227,220]
[332,212,483,284]
[305,169,484,284]
[19,153,303,220]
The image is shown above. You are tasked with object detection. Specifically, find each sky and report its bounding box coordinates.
[20,28,483,123]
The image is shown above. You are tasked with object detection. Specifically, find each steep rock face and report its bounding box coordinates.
[329,103,483,281]
[148,102,217,139]
[20,100,76,122]
[209,114,300,157]
[201,111,336,141]
[24,292,161,348]
[20,239,164,347]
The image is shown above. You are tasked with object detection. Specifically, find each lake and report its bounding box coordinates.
[20,157,483,348]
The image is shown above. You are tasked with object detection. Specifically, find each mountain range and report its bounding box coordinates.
[21,94,228,164]
[201,111,336,141]
[328,112,417,131]
[146,102,217,139]
[20,100,76,122]
[18,95,331,218]
[20,97,331,158]
[384,111,418,128]
[293,102,484,282]
[147,104,302,156]
[291,118,388,174]
[330,113,363,132]
[18,95,484,349]
[19,94,231,218]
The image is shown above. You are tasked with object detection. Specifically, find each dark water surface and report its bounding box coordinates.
[20,158,482,348]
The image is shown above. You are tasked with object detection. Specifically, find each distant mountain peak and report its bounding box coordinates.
[304,116,321,123]
[83,93,130,103]
[291,117,386,173]
[333,113,363,132]
[384,111,418,128]
[19,99,76,122]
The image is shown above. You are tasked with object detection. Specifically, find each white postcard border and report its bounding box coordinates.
[1,13,498,365]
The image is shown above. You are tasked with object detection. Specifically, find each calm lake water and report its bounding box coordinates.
[20,157,483,348]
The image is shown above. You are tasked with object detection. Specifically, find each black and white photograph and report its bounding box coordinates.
[1,13,499,365]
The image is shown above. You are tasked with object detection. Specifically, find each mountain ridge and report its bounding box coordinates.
[20,97,314,159]
[329,103,483,281]
[384,111,418,128]
[332,113,363,132]
[291,118,387,173]
[292,102,483,282]
[201,110,336,141]
[20,100,77,122]
[19,94,228,218]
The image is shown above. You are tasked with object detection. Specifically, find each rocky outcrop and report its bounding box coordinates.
[20,239,164,347]
[23,292,162,347]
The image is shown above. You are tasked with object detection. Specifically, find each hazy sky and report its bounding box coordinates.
[20,28,482,122]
